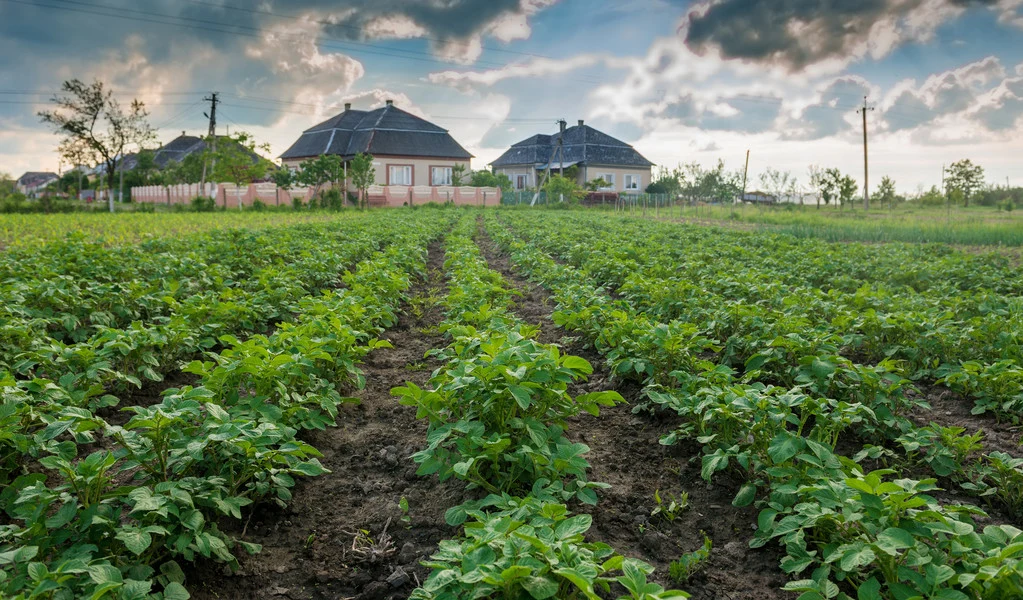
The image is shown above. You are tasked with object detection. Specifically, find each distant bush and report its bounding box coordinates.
[292,196,305,210]
[190,196,216,212]
[251,199,267,211]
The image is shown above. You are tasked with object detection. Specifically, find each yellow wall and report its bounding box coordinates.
[282,156,472,186]
[496,164,651,192]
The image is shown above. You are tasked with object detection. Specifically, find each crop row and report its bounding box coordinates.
[394,215,688,599]
[494,213,1023,516]
[498,212,1023,421]
[485,213,1023,600]
[0,213,454,599]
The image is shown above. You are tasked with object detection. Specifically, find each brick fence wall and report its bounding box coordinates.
[132,183,502,208]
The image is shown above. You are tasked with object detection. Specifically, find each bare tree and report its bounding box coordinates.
[759,166,792,204]
[39,79,155,212]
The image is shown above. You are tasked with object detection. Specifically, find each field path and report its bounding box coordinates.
[190,239,468,600]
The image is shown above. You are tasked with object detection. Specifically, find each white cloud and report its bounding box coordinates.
[428,54,613,88]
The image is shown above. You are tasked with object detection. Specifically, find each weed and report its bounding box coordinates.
[651,489,689,523]
[668,532,712,584]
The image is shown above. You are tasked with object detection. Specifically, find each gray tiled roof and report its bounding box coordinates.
[280,104,472,160]
[143,135,262,169]
[491,124,653,168]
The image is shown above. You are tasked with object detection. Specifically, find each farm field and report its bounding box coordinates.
[621,203,1023,247]
[1,209,1022,600]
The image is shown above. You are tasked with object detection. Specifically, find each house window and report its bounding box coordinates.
[388,165,412,186]
[431,167,452,186]
[624,174,640,190]
[597,173,615,190]
[515,174,530,190]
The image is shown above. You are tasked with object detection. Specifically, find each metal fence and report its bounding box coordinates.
[500,191,675,213]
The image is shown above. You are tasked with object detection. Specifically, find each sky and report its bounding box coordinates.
[2,0,1022,193]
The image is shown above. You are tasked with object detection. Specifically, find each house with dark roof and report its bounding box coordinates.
[16,172,60,196]
[491,120,653,192]
[116,132,263,172]
[280,100,473,186]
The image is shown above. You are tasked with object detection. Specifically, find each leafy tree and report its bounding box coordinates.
[818,168,841,207]
[39,79,155,212]
[349,153,376,209]
[646,165,683,197]
[205,131,272,209]
[451,163,468,186]
[876,176,897,210]
[945,159,984,207]
[271,168,296,207]
[297,154,343,201]
[543,174,584,203]
[836,173,858,209]
[808,165,825,209]
[468,170,512,192]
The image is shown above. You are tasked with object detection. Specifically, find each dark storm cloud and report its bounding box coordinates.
[683,0,1001,71]
[0,0,556,129]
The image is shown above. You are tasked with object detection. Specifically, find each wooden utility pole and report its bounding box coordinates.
[740,149,750,205]
[200,92,219,191]
[857,96,874,210]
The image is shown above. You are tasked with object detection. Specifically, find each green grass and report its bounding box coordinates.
[642,203,1023,246]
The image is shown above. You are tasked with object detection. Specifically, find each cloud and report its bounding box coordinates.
[780,77,874,140]
[428,54,612,88]
[301,0,560,64]
[881,56,1005,131]
[973,77,1023,130]
[682,0,1007,73]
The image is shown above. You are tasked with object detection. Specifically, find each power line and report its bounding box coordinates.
[0,0,606,86]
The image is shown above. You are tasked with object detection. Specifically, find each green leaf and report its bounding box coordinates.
[293,460,329,477]
[554,514,592,539]
[768,432,805,465]
[874,527,914,556]
[838,544,876,572]
[562,356,593,375]
[508,384,532,409]
[857,577,881,600]
[522,575,559,599]
[117,528,154,556]
[163,581,190,600]
[733,482,757,507]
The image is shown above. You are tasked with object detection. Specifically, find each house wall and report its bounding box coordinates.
[495,166,537,190]
[496,164,651,192]
[282,155,472,187]
[583,165,652,193]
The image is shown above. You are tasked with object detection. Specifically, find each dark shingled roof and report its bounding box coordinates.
[491,123,653,169]
[16,172,59,187]
[280,104,473,160]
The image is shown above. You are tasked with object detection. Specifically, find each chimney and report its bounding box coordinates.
[385,99,393,107]
[578,120,584,127]
[181,130,186,137]
[558,119,566,133]
[344,102,351,111]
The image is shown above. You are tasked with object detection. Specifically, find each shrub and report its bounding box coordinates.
[251,199,267,211]
[190,196,216,212]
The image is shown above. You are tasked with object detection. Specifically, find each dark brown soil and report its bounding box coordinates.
[475,224,794,599]
[189,240,473,600]
[908,383,1022,458]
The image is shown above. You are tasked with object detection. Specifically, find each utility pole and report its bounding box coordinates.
[857,96,874,210]
[200,92,219,193]
[740,149,750,206]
